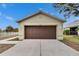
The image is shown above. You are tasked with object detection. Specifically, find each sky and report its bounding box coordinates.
[0,3,79,29]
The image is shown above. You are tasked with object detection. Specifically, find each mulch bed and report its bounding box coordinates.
[0,44,15,53]
[60,40,79,51]
[9,38,20,41]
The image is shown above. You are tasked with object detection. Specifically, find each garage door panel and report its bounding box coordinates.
[24,26,56,39]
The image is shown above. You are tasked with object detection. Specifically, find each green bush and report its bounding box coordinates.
[76,28,79,32]
[64,30,70,35]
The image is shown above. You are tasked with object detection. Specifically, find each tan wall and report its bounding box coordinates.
[56,24,63,40]
[18,14,63,40]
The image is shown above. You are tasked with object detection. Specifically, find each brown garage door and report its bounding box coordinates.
[24,26,56,39]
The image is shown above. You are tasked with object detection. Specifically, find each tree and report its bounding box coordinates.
[5,26,14,32]
[13,28,18,32]
[53,3,79,19]
[0,29,2,32]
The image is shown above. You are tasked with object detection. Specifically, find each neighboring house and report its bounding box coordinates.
[17,11,64,40]
[64,20,79,35]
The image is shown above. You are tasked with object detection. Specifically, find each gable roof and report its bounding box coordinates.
[65,20,79,28]
[17,10,65,23]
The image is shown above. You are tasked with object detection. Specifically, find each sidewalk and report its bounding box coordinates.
[0,36,20,44]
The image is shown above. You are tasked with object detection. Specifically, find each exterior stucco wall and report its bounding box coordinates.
[56,24,63,40]
[18,24,24,40]
[18,14,63,40]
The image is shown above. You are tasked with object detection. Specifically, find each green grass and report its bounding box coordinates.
[64,35,79,44]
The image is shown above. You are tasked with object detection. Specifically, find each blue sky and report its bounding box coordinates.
[0,3,79,29]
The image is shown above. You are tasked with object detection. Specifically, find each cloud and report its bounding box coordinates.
[6,16,13,20]
[1,4,7,9]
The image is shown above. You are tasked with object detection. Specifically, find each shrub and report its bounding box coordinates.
[76,28,79,32]
[64,29,70,35]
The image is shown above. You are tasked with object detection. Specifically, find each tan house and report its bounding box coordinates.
[64,20,79,35]
[17,11,64,40]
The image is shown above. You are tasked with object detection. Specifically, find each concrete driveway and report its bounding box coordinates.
[0,40,79,56]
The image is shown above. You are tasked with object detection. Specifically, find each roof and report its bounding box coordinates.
[65,20,79,28]
[17,10,65,23]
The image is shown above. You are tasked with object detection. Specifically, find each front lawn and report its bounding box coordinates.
[61,35,79,51]
[63,35,79,44]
